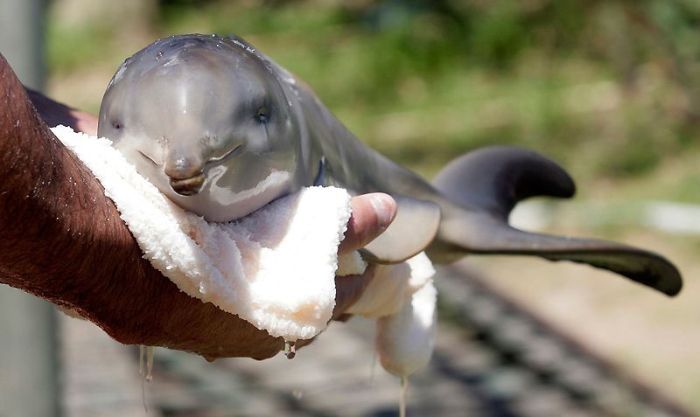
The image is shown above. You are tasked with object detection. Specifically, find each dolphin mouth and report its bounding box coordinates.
[170,173,206,196]
[208,144,244,164]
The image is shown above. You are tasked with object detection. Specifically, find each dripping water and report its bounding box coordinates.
[399,376,408,417]
[146,346,155,380]
[139,345,155,412]
[284,341,296,359]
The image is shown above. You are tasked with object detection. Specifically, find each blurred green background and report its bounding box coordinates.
[47,0,700,195]
[38,0,700,413]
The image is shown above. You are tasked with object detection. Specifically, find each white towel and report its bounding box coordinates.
[52,125,363,341]
[52,125,436,376]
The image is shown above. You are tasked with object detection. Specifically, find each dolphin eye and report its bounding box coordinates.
[255,106,269,124]
[111,119,123,130]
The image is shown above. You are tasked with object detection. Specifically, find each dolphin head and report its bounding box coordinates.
[98,34,307,221]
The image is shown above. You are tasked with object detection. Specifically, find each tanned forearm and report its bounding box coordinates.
[0,54,394,360]
[0,54,284,359]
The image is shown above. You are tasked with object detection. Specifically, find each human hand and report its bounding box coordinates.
[1,56,396,360]
[25,88,98,135]
[333,193,396,318]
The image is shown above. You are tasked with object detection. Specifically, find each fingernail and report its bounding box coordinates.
[368,193,397,228]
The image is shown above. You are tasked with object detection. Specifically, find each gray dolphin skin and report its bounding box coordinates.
[98,34,682,296]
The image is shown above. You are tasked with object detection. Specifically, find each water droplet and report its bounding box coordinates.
[399,376,409,417]
[139,345,145,376]
[139,345,153,413]
[146,346,155,381]
[139,345,155,381]
[284,341,296,359]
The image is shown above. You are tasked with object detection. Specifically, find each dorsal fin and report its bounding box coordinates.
[433,146,575,218]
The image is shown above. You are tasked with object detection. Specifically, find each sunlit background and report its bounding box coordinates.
[2,0,700,416]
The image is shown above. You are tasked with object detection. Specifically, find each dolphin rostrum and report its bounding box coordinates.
[98,34,682,296]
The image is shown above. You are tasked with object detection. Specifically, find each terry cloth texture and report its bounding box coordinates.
[52,125,361,341]
[52,126,436,376]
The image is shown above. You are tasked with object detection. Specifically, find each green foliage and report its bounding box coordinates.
[46,23,114,74]
[46,0,700,186]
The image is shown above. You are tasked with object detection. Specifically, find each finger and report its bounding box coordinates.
[338,193,397,254]
[333,265,377,319]
[24,88,99,135]
[75,112,98,136]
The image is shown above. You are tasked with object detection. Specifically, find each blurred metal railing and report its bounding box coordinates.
[59,263,696,417]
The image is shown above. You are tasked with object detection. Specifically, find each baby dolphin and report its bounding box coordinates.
[98,34,682,296]
[99,35,307,220]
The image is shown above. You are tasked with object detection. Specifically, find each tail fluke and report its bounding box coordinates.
[430,146,682,296]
